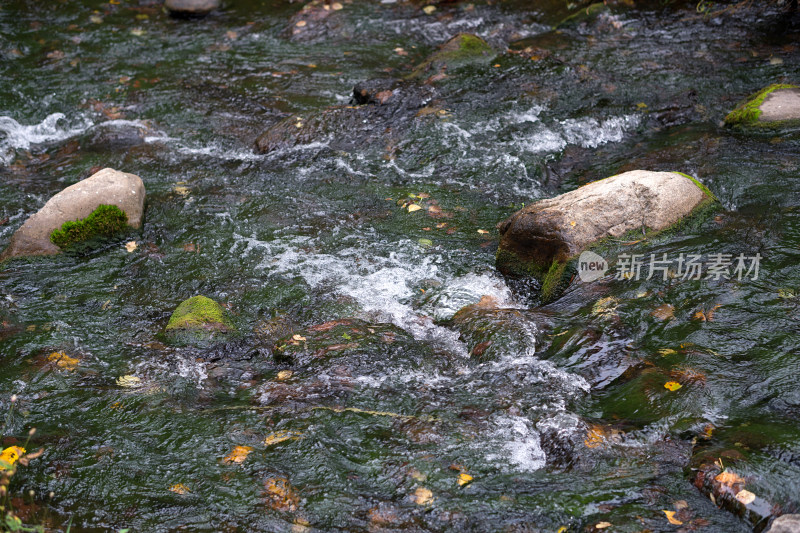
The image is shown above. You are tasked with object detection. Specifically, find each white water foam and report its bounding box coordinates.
[0,113,91,164]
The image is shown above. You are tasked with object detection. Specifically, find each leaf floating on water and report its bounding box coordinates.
[292,334,306,342]
[264,476,300,512]
[47,351,80,371]
[116,375,142,388]
[412,487,434,505]
[225,30,238,40]
[651,304,675,321]
[457,472,473,486]
[125,241,138,253]
[592,297,619,318]
[664,381,682,391]
[130,28,145,36]
[407,204,422,213]
[715,471,745,486]
[173,185,189,197]
[583,425,606,448]
[276,370,293,381]
[90,14,103,23]
[735,489,756,505]
[418,238,433,247]
[663,510,683,525]
[223,445,253,464]
[595,522,612,529]
[170,483,191,495]
[477,229,489,234]
[422,5,436,14]
[295,20,307,27]
[331,2,343,9]
[658,348,677,357]
[264,430,303,447]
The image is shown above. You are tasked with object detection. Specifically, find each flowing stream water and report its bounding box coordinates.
[1,0,800,531]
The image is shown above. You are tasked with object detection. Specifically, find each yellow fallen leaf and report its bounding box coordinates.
[173,185,189,196]
[658,348,677,356]
[735,489,755,505]
[477,229,489,234]
[457,472,473,486]
[116,375,142,388]
[715,471,745,486]
[664,381,682,391]
[584,425,606,448]
[331,2,343,9]
[422,5,436,14]
[130,28,145,36]
[569,220,576,227]
[292,334,306,342]
[276,370,293,381]
[47,351,80,371]
[595,522,612,529]
[0,446,26,468]
[663,510,683,525]
[170,483,191,495]
[412,487,434,505]
[264,430,303,447]
[125,241,137,252]
[222,445,253,464]
[296,20,307,27]
[408,204,422,212]
[90,14,103,23]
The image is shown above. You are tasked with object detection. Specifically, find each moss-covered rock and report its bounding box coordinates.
[1,168,145,261]
[165,296,234,343]
[556,2,610,29]
[407,33,494,80]
[50,204,128,249]
[724,83,800,128]
[496,170,716,302]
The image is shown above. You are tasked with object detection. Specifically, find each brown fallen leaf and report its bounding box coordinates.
[651,304,675,321]
[264,476,299,512]
[412,487,434,505]
[715,471,745,487]
[222,445,253,464]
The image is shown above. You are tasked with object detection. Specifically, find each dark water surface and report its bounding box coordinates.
[2,0,800,531]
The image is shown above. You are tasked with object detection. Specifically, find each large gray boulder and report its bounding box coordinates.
[165,0,220,16]
[768,515,800,533]
[496,170,715,299]
[1,168,145,260]
[724,83,800,127]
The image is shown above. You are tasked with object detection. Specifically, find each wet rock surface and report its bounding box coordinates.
[0,168,145,260]
[768,515,800,533]
[725,84,800,127]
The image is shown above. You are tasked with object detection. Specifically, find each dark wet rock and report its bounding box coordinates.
[555,2,610,29]
[165,0,220,16]
[286,0,345,42]
[725,84,800,128]
[82,122,151,152]
[448,295,539,361]
[0,168,145,261]
[495,170,715,301]
[768,515,800,533]
[164,295,234,344]
[407,33,495,81]
[254,80,436,154]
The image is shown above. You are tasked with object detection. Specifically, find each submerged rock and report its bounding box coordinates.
[725,83,800,128]
[768,515,800,533]
[254,33,491,154]
[407,33,494,81]
[496,170,715,300]
[555,2,610,29]
[0,168,145,261]
[165,0,220,16]
[165,295,234,344]
[254,80,435,154]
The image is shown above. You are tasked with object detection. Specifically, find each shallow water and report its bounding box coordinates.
[2,0,800,531]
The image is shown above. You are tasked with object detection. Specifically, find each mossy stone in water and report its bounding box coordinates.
[166,296,234,343]
[49,204,129,249]
[724,83,800,127]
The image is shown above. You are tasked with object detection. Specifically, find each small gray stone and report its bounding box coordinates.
[767,515,800,533]
[1,168,145,260]
[165,0,220,16]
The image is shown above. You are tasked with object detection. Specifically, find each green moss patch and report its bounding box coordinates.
[50,204,129,249]
[724,83,798,126]
[556,2,609,29]
[408,34,494,80]
[166,295,233,332]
